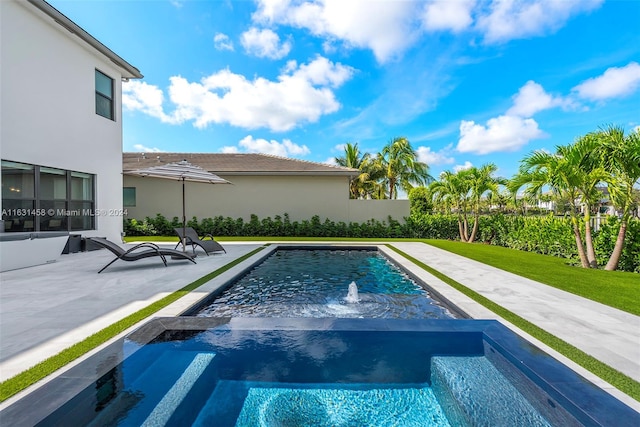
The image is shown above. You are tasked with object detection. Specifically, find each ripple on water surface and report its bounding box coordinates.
[196,249,454,319]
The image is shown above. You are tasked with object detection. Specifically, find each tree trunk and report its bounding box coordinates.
[468,213,480,243]
[605,218,627,271]
[571,216,590,268]
[583,210,597,268]
[462,212,470,242]
[457,213,467,242]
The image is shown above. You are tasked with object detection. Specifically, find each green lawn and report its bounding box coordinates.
[424,239,639,316]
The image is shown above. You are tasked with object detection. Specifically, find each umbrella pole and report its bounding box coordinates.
[182,178,186,253]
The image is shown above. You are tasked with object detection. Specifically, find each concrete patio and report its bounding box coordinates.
[0,240,638,412]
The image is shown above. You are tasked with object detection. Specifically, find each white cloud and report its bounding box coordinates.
[416,145,455,165]
[122,81,176,123]
[252,0,420,63]
[324,157,338,165]
[453,161,473,172]
[572,62,640,101]
[241,27,291,59]
[123,56,354,132]
[133,144,164,153]
[506,80,572,117]
[222,135,310,157]
[213,33,234,51]
[477,0,603,44]
[250,0,602,61]
[422,0,475,33]
[457,115,545,154]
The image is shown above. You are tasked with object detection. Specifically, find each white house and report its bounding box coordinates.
[1,0,142,269]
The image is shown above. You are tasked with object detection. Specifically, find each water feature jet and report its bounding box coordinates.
[345,281,360,303]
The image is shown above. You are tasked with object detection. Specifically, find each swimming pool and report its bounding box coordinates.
[1,245,637,426]
[190,247,460,319]
[4,318,637,426]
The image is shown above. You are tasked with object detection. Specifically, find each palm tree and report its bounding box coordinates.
[467,164,505,242]
[511,148,590,268]
[377,137,431,199]
[335,142,378,199]
[428,170,472,241]
[568,135,610,268]
[587,126,640,270]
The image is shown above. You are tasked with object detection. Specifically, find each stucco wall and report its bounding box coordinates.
[347,199,410,223]
[0,1,125,241]
[123,175,409,225]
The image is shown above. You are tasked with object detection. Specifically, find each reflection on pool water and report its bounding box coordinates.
[194,248,456,319]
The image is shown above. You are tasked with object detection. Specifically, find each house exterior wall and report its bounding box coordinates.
[0,0,125,241]
[123,175,410,225]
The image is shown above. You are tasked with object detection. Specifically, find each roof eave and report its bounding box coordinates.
[27,0,143,80]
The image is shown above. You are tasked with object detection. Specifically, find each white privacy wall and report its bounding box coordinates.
[123,174,410,225]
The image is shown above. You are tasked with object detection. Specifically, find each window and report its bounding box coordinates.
[95,70,114,120]
[69,172,95,231]
[1,160,95,232]
[1,161,35,232]
[39,167,67,231]
[123,187,136,207]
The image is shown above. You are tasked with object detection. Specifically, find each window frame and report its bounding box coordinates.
[2,160,96,232]
[123,187,136,207]
[95,69,115,121]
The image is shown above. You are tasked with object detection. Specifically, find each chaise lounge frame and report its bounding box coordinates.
[87,237,196,273]
[174,227,226,255]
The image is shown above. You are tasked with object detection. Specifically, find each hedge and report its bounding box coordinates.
[124,213,640,272]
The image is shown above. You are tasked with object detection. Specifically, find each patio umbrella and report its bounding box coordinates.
[124,160,231,253]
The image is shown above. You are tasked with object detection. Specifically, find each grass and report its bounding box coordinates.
[423,239,639,316]
[0,246,266,403]
[387,244,640,402]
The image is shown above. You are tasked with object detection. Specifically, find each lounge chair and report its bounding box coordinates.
[174,227,226,255]
[87,237,196,273]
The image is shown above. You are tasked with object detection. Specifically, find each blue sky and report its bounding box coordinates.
[51,0,639,182]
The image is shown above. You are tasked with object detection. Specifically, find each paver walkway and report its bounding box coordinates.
[391,242,640,382]
[0,243,262,381]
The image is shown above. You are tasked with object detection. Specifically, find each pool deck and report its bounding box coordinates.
[0,240,638,411]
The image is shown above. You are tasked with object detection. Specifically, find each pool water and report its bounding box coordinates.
[8,319,638,426]
[33,323,585,426]
[194,248,456,319]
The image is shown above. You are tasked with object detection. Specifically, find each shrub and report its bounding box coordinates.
[123,213,639,272]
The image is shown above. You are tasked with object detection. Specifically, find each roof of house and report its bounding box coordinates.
[27,0,143,80]
[123,152,359,176]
